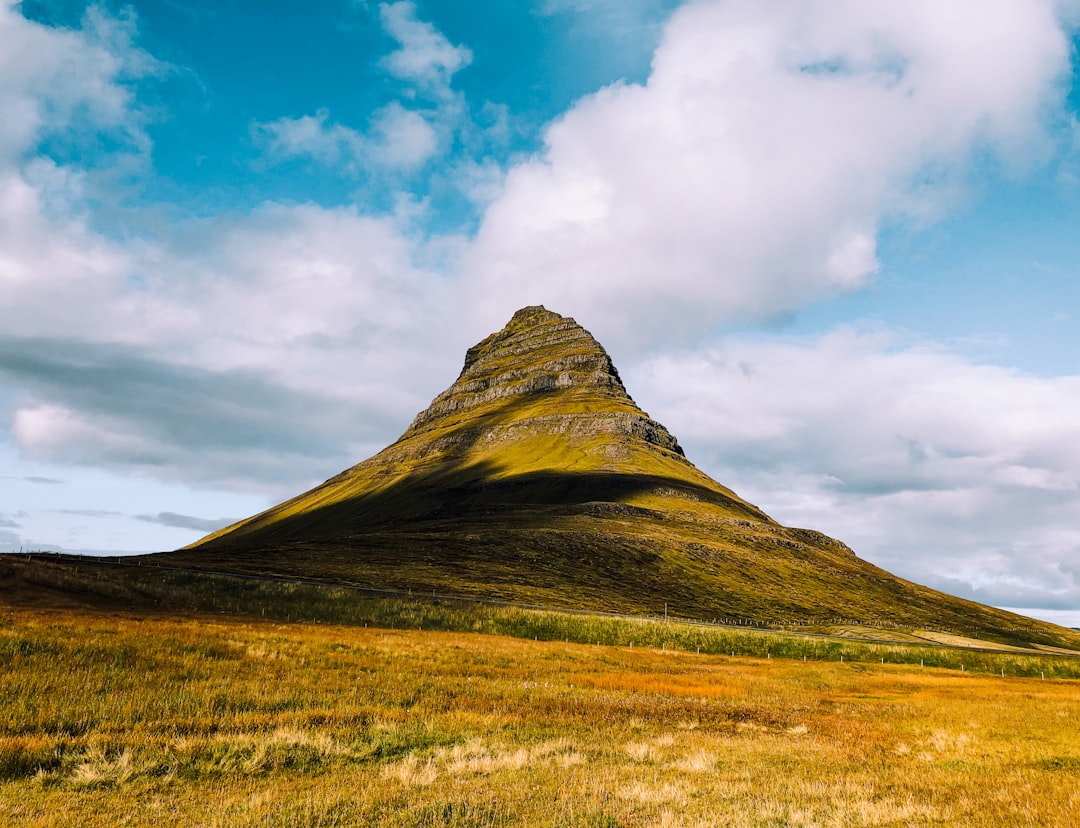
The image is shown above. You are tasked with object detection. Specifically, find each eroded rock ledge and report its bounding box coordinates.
[404,306,683,456]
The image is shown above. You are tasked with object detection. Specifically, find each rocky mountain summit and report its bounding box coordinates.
[160,307,1076,649]
[405,305,683,457]
[401,304,686,466]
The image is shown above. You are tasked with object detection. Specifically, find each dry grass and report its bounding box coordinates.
[2,606,1080,827]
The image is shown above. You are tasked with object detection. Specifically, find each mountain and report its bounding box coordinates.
[156,306,1080,650]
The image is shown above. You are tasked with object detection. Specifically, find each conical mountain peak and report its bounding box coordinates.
[165,307,1080,652]
[404,306,682,458]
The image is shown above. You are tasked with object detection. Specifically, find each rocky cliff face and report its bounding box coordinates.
[404,305,684,456]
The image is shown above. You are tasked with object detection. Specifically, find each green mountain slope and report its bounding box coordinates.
[155,306,1080,651]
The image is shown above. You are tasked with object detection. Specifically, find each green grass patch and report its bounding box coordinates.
[4,556,1079,680]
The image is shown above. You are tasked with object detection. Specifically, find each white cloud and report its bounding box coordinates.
[0,196,467,492]
[0,2,158,165]
[368,102,439,169]
[0,4,152,343]
[0,8,461,488]
[379,1,472,93]
[12,403,154,465]
[0,8,464,494]
[0,165,136,344]
[253,104,438,172]
[626,327,1080,611]
[141,203,456,379]
[253,108,358,166]
[465,0,1073,347]
[252,4,474,176]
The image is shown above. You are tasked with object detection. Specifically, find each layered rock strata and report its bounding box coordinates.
[406,305,684,456]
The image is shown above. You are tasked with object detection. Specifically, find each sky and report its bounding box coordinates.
[2,0,1079,628]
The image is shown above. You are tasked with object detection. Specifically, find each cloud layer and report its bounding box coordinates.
[0,1,1078,619]
[629,328,1080,611]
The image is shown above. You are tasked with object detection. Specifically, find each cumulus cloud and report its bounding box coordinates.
[137,203,462,393]
[379,1,472,93]
[251,5,477,181]
[0,10,465,491]
[627,327,1080,612]
[465,0,1073,346]
[0,2,156,164]
[0,4,151,346]
[368,101,440,169]
[253,108,360,166]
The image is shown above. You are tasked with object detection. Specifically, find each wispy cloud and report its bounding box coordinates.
[378,1,472,94]
[0,476,63,484]
[253,102,438,173]
[367,102,439,169]
[252,108,361,167]
[137,512,234,532]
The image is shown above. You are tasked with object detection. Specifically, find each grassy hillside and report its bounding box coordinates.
[160,307,1080,652]
[6,555,1079,670]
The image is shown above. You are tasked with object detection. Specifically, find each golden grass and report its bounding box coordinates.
[2,606,1080,827]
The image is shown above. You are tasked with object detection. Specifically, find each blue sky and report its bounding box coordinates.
[2,0,1080,627]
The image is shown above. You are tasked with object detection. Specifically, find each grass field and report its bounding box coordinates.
[3,598,1080,827]
[6,556,1080,677]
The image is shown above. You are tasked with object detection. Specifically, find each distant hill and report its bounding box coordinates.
[153,306,1080,651]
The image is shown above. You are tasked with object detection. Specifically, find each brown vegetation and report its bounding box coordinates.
[3,602,1079,827]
